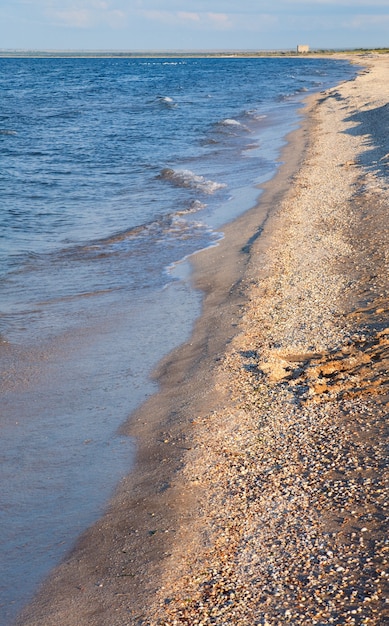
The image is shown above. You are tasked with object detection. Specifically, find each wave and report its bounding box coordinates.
[157,96,176,107]
[221,118,241,126]
[242,143,260,152]
[278,86,310,101]
[45,110,81,120]
[32,200,211,265]
[176,199,207,215]
[213,118,251,136]
[244,110,268,122]
[158,168,226,194]
[219,118,250,130]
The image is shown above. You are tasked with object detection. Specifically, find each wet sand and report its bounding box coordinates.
[15,54,388,625]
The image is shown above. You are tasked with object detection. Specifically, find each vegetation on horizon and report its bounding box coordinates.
[0,47,388,58]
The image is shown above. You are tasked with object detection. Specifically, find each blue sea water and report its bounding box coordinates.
[0,56,357,623]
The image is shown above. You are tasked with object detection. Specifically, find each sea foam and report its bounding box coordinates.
[159,168,227,194]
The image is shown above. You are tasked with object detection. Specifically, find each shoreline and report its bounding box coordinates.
[15,54,388,625]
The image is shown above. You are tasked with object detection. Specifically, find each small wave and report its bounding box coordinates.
[61,203,211,260]
[277,92,294,102]
[221,118,242,126]
[158,168,226,194]
[278,86,309,101]
[242,143,260,152]
[157,96,176,107]
[216,118,250,133]
[200,138,219,146]
[175,200,207,216]
[45,110,81,120]
[245,110,267,121]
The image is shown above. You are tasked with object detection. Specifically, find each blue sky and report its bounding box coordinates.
[1,0,388,51]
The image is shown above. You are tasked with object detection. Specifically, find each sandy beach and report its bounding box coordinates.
[15,53,388,625]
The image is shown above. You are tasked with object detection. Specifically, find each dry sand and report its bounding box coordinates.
[15,53,388,626]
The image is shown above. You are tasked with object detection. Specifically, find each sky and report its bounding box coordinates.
[0,0,388,52]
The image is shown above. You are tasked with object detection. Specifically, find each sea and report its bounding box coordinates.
[0,55,357,624]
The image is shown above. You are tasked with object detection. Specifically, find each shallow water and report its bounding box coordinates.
[0,56,357,624]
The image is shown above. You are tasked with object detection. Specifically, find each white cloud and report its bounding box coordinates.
[2,0,388,48]
[12,0,389,10]
[177,12,200,23]
[51,8,91,27]
[140,9,173,23]
[140,9,231,29]
[207,13,231,29]
[134,0,389,10]
[281,0,388,5]
[122,6,283,39]
[45,0,127,28]
[349,13,389,28]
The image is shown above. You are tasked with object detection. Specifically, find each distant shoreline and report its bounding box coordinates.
[0,48,388,59]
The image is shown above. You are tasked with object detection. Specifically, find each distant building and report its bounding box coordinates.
[297,45,310,53]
